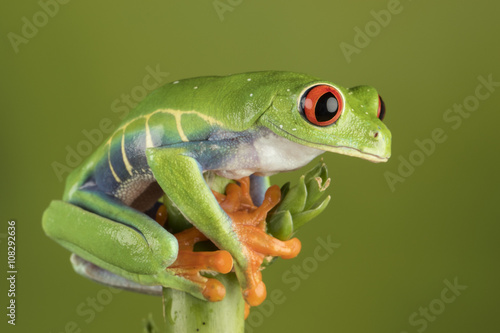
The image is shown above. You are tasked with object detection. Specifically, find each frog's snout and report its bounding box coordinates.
[371,127,392,160]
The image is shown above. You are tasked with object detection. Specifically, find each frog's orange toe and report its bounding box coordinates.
[209,250,233,274]
[280,238,301,259]
[171,250,233,274]
[244,280,267,307]
[240,226,302,259]
[202,278,226,302]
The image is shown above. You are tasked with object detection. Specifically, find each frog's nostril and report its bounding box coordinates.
[374,132,379,138]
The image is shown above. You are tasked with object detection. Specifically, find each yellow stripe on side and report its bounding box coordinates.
[145,114,154,148]
[121,127,134,176]
[107,142,122,183]
[173,112,188,142]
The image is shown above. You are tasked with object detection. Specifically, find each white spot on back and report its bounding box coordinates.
[194,86,198,89]
[250,93,253,97]
[173,81,179,84]
[247,78,251,81]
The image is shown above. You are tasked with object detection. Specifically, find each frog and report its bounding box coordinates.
[42,71,391,306]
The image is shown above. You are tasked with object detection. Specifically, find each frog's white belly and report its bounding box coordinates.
[214,128,324,179]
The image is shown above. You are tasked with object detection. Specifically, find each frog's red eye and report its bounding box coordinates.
[300,85,344,126]
[377,95,386,121]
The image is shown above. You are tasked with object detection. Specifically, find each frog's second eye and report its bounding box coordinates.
[300,85,344,126]
[377,95,386,121]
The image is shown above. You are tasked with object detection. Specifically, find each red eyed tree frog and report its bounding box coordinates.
[42,71,391,306]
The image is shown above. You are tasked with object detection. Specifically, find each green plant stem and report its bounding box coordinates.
[162,274,245,333]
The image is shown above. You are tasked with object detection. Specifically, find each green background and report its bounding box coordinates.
[1,0,499,332]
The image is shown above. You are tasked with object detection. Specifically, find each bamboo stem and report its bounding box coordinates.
[162,274,245,333]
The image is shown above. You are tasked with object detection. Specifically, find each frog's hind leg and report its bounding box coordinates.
[43,190,211,300]
[66,188,179,273]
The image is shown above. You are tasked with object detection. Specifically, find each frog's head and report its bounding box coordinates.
[258,76,391,163]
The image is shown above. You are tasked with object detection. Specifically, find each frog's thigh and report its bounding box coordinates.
[43,198,177,276]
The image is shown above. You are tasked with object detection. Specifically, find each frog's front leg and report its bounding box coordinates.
[146,140,280,306]
[43,188,226,300]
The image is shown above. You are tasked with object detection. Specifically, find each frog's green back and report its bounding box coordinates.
[121,71,320,131]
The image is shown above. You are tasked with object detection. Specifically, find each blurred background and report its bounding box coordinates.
[1,0,499,332]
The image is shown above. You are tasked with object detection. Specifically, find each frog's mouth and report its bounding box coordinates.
[263,120,389,163]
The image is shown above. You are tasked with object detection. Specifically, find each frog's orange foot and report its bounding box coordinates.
[215,178,302,308]
[167,226,234,302]
[237,225,301,307]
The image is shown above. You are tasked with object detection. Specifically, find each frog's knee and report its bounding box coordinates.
[151,230,179,268]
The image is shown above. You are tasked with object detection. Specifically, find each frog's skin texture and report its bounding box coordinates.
[42,71,391,304]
